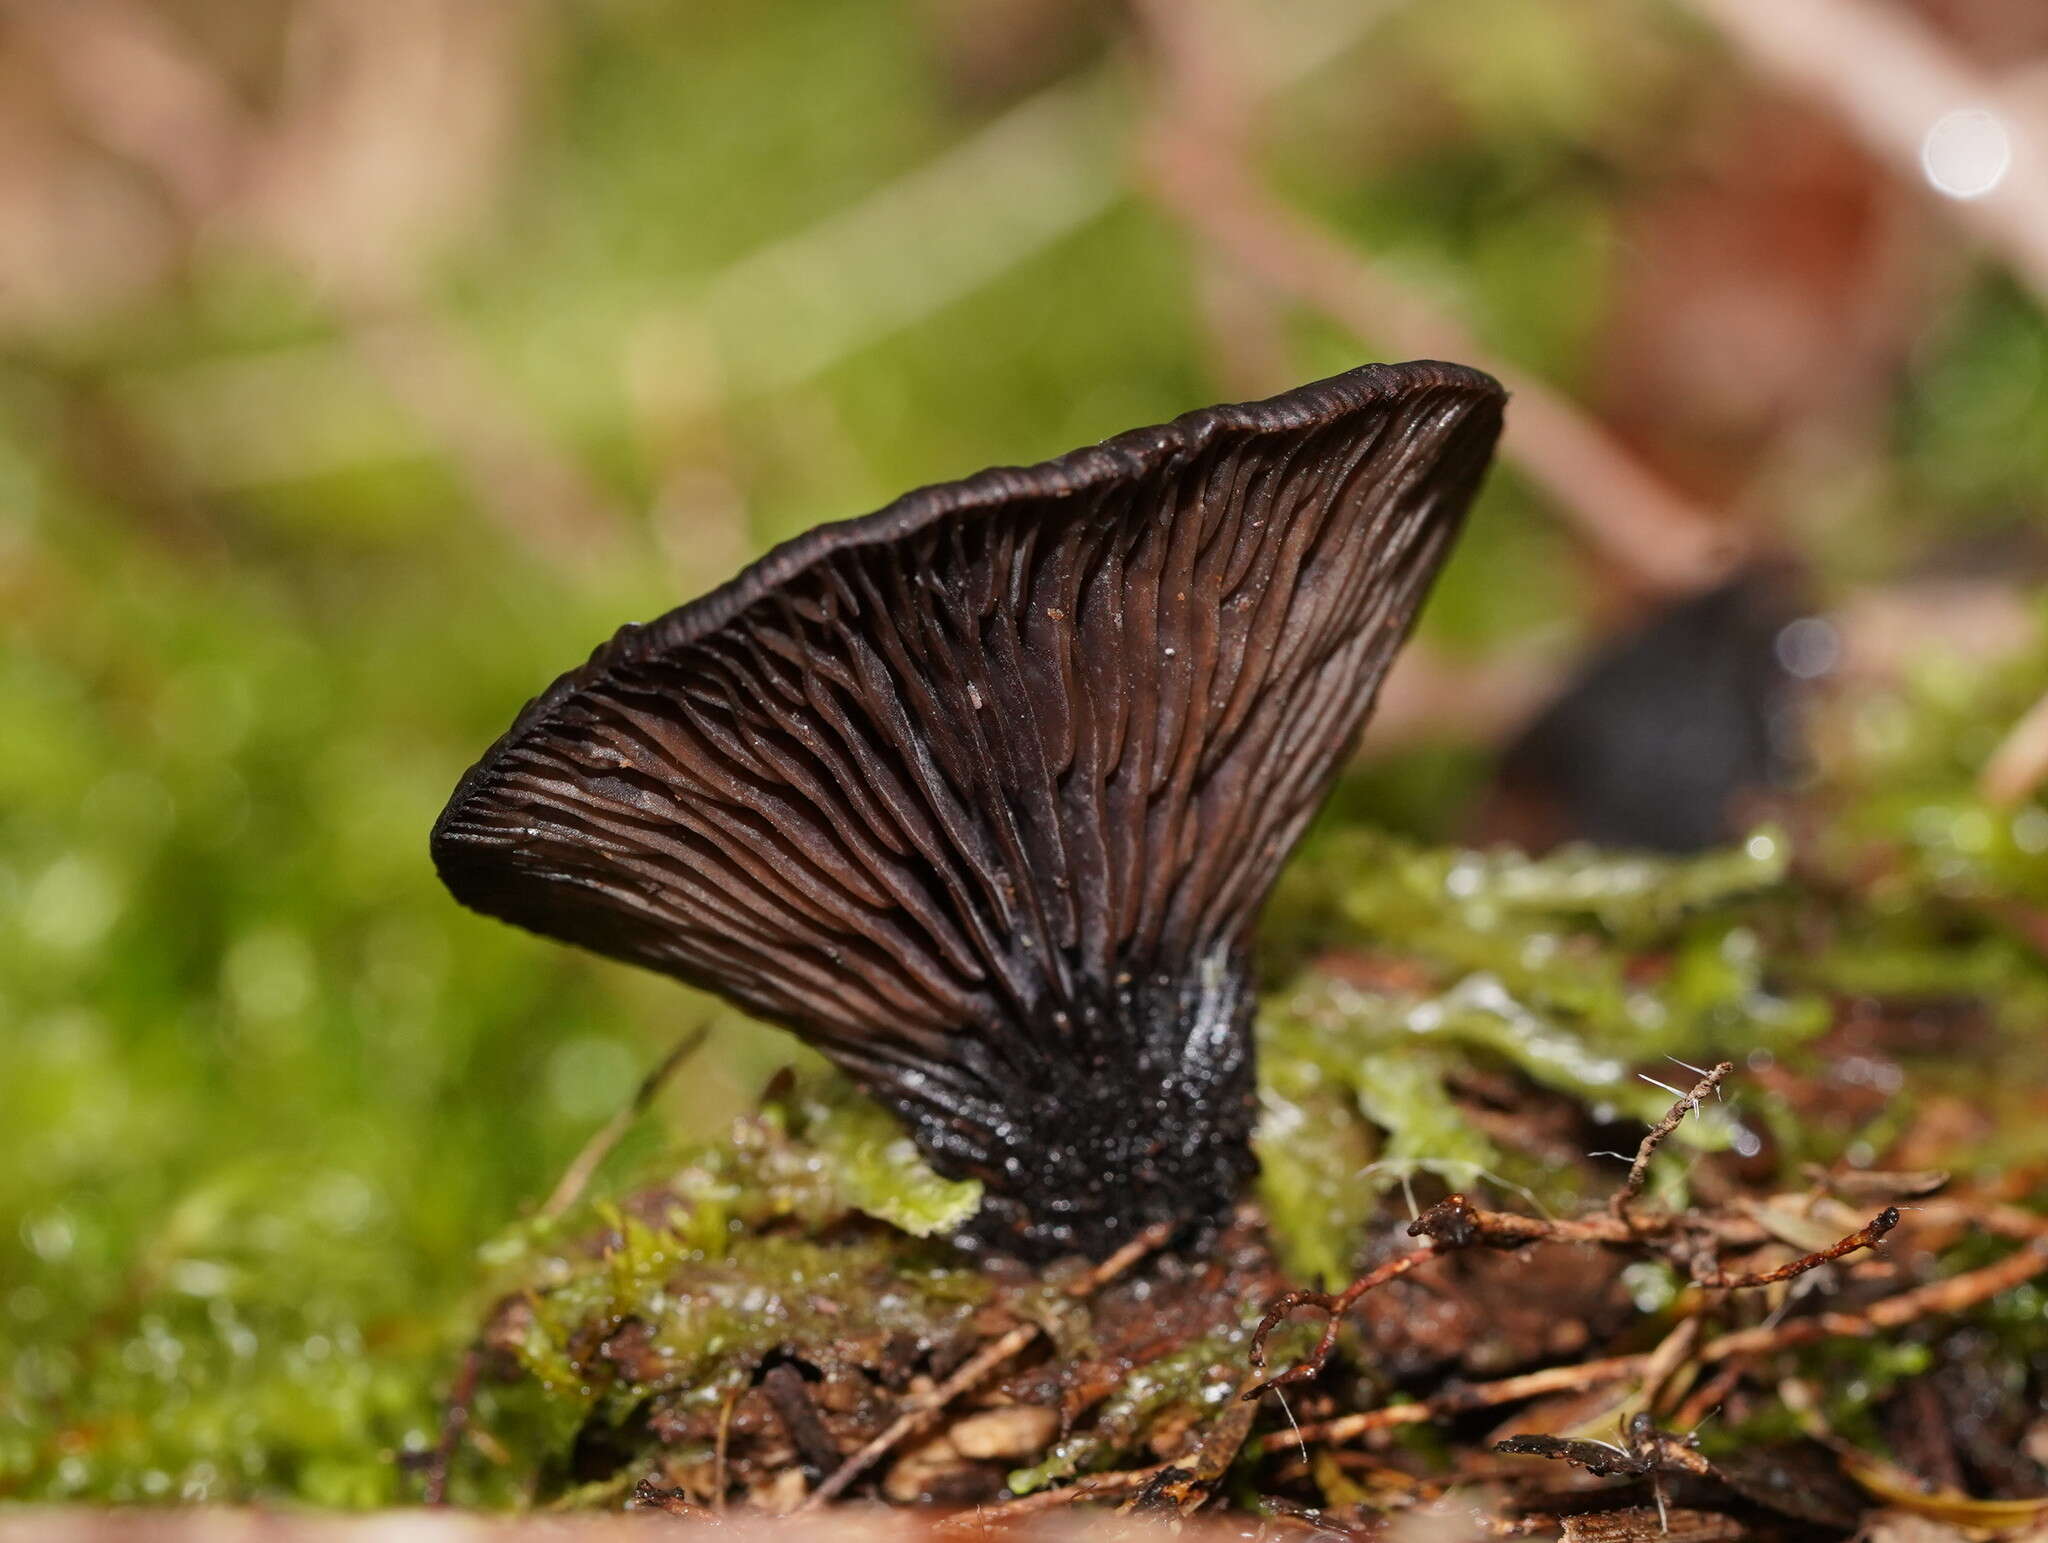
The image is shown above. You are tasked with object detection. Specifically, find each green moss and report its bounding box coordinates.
[3,0,2045,1496]
[1253,826,1833,1277]
[1007,1303,1309,1496]
[792,1079,985,1239]
[455,1106,1017,1499]
[514,1222,988,1418]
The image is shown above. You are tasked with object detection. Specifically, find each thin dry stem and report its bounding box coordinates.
[1693,1207,1899,1290]
[1981,685,2048,808]
[537,1023,711,1224]
[1685,0,2048,308]
[803,1213,1174,1508]
[1067,1220,1178,1296]
[801,1321,1042,1510]
[1700,1235,2048,1359]
[1612,1063,1733,1221]
[930,1462,1176,1535]
[1256,1225,2048,1457]
[8,0,632,570]
[1258,1353,1655,1452]
[1128,0,1741,597]
[421,1345,482,1507]
[1243,1249,1439,1398]
[1245,1067,1904,1402]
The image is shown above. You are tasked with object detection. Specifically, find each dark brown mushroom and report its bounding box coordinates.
[431,361,1505,1258]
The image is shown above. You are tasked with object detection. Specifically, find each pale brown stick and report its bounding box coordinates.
[1261,1235,2048,1455]
[1258,1352,1654,1452]
[1067,1220,1177,1296]
[1700,1236,2048,1359]
[713,1389,736,1515]
[1669,1354,1752,1435]
[1635,1314,1703,1414]
[930,1462,1175,1535]
[1981,686,2048,808]
[802,1217,1172,1509]
[1685,0,2048,307]
[537,1023,712,1224]
[800,1321,1042,1510]
[1128,0,1740,597]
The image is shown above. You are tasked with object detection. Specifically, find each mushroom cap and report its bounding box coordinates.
[432,360,1505,1253]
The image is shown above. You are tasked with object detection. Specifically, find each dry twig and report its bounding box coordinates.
[1244,1068,1900,1402]
[1258,1352,1655,1453]
[1612,1063,1733,1221]
[1700,1234,2048,1359]
[1128,0,1741,596]
[930,1462,1175,1535]
[6,0,632,569]
[421,1344,482,1507]
[802,1218,1174,1509]
[1684,0,2048,307]
[1692,1207,1899,1290]
[1254,1222,2048,1458]
[1981,685,2048,808]
[801,1320,1042,1510]
[1067,1221,1178,1296]
[538,1023,711,1224]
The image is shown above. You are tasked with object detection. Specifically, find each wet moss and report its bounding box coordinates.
[1252,826,1831,1274]
[10,612,2048,1510]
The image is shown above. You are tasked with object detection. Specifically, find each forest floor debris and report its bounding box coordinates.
[432,1048,2048,1537]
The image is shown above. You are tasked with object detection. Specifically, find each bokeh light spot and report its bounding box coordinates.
[1921,107,2012,200]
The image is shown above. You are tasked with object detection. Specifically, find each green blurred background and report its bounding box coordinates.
[3,0,2045,1508]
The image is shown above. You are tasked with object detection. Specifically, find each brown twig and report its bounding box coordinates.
[1255,1229,2048,1457]
[1245,1189,1901,1398]
[1127,0,1741,597]
[1067,1220,1178,1296]
[537,1023,711,1224]
[930,1462,1176,1535]
[421,1344,482,1506]
[713,1389,736,1515]
[1692,1206,1898,1290]
[1244,1059,1908,1403]
[1243,1248,1440,1398]
[1668,1355,1753,1435]
[800,1321,1042,1510]
[1257,1353,1655,1453]
[1612,1064,1734,1221]
[800,1214,1169,1509]
[1684,0,2048,308]
[1981,685,2048,808]
[1635,1315,1703,1415]
[1700,1234,2048,1359]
